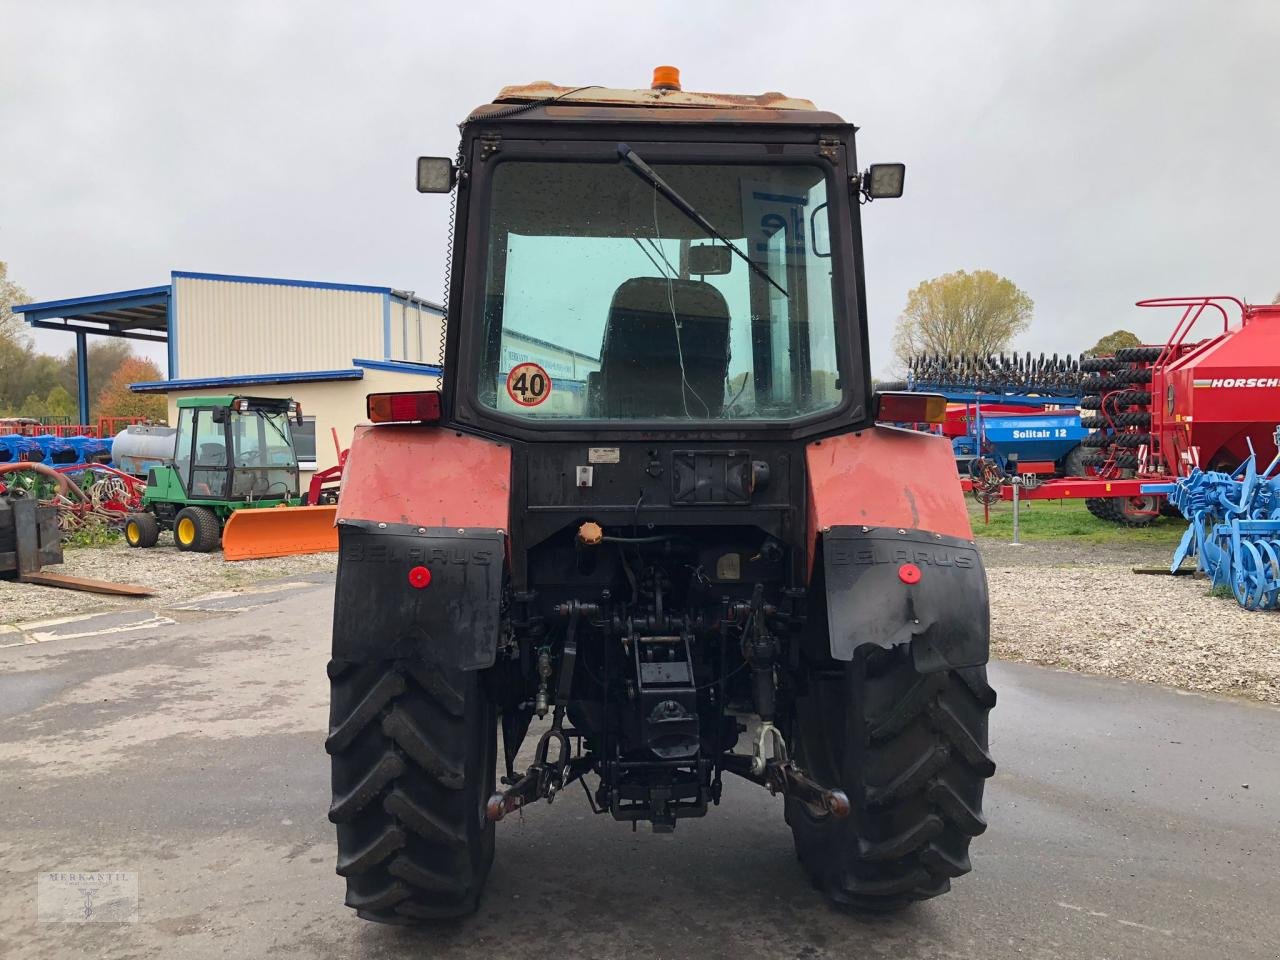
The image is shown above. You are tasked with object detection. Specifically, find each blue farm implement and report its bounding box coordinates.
[0,435,42,465]
[966,407,1088,475]
[64,435,113,464]
[883,352,1087,482]
[0,433,113,468]
[1143,427,1280,610]
[32,436,78,465]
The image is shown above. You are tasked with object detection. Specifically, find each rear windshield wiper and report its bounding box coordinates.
[617,143,788,298]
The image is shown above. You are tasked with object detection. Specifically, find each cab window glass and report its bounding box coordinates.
[476,160,841,421]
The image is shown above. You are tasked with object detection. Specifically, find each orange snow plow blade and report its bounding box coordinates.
[221,504,338,561]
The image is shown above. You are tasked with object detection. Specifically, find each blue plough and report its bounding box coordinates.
[1142,427,1280,611]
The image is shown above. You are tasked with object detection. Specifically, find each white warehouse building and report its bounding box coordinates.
[16,270,444,474]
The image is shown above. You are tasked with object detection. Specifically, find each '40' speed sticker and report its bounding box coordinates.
[506,362,552,407]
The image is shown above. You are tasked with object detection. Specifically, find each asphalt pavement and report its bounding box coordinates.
[1,578,1277,960]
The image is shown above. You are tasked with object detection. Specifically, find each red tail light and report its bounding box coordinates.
[367,390,443,424]
[874,391,947,424]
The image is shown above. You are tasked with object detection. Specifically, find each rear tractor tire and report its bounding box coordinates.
[788,646,995,912]
[124,512,160,548]
[173,506,222,552]
[327,659,497,923]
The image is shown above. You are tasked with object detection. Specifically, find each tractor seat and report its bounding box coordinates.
[198,443,227,466]
[598,277,731,418]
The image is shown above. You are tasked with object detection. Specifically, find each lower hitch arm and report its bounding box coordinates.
[719,748,850,819]
[763,758,850,818]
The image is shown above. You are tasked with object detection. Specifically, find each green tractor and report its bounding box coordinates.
[124,395,305,552]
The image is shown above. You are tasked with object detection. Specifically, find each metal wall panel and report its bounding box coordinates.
[387,297,445,364]
[173,276,384,378]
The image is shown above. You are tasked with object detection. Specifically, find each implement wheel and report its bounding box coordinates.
[327,659,497,923]
[174,506,222,552]
[124,512,160,548]
[1114,495,1159,528]
[788,646,995,912]
[1061,444,1089,477]
[1085,497,1116,521]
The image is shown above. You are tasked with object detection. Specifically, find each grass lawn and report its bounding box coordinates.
[968,497,1187,546]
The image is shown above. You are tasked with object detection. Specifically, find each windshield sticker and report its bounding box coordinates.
[506,362,553,407]
[742,181,809,262]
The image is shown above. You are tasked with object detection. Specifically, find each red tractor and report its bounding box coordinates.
[325,69,994,922]
[1074,297,1280,524]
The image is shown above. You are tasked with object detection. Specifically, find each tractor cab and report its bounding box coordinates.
[168,395,301,503]
[414,75,906,436]
[127,394,335,557]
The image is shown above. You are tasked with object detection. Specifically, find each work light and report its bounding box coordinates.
[416,157,456,193]
[863,163,906,199]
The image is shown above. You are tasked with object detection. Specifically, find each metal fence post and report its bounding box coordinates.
[1011,479,1022,546]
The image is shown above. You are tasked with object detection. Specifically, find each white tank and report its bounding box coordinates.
[111,424,178,477]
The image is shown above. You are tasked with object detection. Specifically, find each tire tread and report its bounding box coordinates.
[328,660,494,924]
[789,654,994,913]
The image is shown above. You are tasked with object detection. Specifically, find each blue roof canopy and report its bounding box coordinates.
[12,285,171,343]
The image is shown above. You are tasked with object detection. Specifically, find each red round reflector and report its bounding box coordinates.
[898,563,922,585]
[408,565,432,589]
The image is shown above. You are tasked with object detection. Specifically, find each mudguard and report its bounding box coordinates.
[332,425,511,668]
[332,521,505,668]
[806,426,989,671]
[820,527,988,672]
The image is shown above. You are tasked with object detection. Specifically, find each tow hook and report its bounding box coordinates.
[486,724,573,821]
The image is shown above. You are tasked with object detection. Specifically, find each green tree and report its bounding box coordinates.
[892,269,1033,369]
[95,356,167,421]
[1086,329,1142,356]
[44,385,78,419]
[56,339,135,418]
[17,393,49,418]
[0,260,39,412]
[0,338,61,415]
[0,261,31,343]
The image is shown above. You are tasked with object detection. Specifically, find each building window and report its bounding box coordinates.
[293,416,317,470]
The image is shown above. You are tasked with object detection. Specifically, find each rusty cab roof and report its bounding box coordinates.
[466,80,850,129]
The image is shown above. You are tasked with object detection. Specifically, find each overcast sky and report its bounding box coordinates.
[2,0,1277,376]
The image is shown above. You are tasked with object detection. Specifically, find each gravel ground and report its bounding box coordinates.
[0,538,337,625]
[982,538,1280,704]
